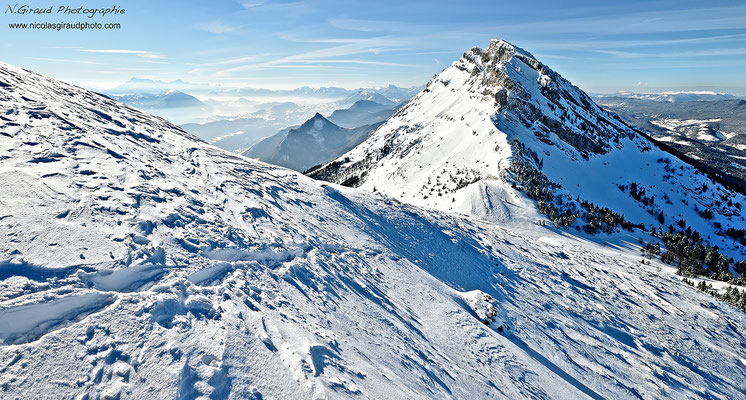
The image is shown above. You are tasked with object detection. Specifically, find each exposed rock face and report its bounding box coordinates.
[308,39,745,259]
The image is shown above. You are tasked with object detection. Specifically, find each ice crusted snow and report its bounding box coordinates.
[1,58,746,399]
[0,293,115,345]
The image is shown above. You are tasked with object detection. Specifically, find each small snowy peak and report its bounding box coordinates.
[341,89,396,107]
[311,113,326,130]
[348,100,389,112]
[252,113,377,172]
[290,113,331,139]
[327,100,397,129]
[305,112,327,127]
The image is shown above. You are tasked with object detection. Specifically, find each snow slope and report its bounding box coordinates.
[2,61,746,399]
[309,40,746,259]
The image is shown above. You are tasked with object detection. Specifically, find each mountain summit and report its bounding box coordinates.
[245,113,377,172]
[309,39,745,258]
[2,48,746,399]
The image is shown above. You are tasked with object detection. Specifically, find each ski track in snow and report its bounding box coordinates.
[0,58,746,399]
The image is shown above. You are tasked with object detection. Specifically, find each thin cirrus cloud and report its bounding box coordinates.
[328,18,410,33]
[13,0,743,92]
[194,21,245,35]
[189,54,272,68]
[30,57,102,65]
[475,4,746,36]
[214,37,414,76]
[306,59,417,67]
[239,0,266,8]
[595,48,746,59]
[80,49,166,60]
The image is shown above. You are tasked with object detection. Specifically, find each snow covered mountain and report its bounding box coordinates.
[593,91,740,103]
[341,89,397,107]
[110,90,207,110]
[244,113,377,172]
[372,84,423,103]
[107,90,212,124]
[109,77,214,94]
[308,40,746,260]
[327,100,398,129]
[3,57,746,400]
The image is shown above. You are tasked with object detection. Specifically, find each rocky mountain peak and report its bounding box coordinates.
[307,40,745,259]
[297,112,330,131]
[450,39,634,156]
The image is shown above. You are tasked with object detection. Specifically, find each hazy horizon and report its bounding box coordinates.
[3,0,746,94]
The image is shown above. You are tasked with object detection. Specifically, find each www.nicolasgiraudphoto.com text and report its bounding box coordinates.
[5,3,126,30]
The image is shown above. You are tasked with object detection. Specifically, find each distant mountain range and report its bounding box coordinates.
[104,79,419,143]
[595,97,746,190]
[182,93,407,153]
[107,77,215,93]
[180,101,341,152]
[592,91,742,102]
[242,99,399,170]
[109,90,206,109]
[244,113,378,171]
[327,100,400,128]
[109,77,421,101]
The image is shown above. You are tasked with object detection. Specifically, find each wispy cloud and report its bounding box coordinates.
[514,33,746,55]
[215,37,415,75]
[595,48,746,58]
[328,18,407,33]
[477,4,746,36]
[312,59,418,67]
[239,0,265,8]
[26,0,746,93]
[29,57,102,65]
[189,53,277,67]
[81,49,147,54]
[194,21,244,34]
[80,49,165,59]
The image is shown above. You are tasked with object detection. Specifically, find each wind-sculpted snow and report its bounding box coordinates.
[0,293,115,345]
[2,61,746,399]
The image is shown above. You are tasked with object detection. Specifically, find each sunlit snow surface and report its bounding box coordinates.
[1,61,746,399]
[312,40,745,260]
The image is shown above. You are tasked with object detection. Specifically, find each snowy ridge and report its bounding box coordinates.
[2,60,746,399]
[309,39,746,258]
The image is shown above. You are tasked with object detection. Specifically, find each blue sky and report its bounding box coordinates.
[2,0,746,93]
